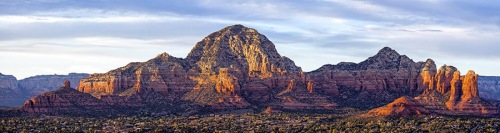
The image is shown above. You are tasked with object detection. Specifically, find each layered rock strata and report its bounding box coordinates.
[21,81,106,114]
[307,47,428,108]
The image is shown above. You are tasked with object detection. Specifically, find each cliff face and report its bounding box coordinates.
[183,25,311,109]
[414,69,497,115]
[307,47,426,108]
[78,53,193,97]
[477,76,500,100]
[0,74,23,107]
[369,69,497,116]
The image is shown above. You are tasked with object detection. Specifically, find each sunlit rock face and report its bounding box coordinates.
[77,25,330,110]
[415,70,497,115]
[366,96,429,116]
[78,53,193,97]
[369,70,497,117]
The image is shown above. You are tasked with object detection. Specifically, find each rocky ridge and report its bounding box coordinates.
[78,25,332,110]
[12,24,497,116]
[307,47,426,108]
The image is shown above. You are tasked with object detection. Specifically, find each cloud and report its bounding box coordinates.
[1,0,500,78]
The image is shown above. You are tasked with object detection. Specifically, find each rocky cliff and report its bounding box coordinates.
[307,47,426,108]
[0,73,23,107]
[369,69,497,116]
[478,76,500,100]
[414,68,497,115]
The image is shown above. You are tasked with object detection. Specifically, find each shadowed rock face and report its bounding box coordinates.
[478,76,500,100]
[307,47,428,108]
[21,81,106,114]
[0,73,89,107]
[0,74,23,107]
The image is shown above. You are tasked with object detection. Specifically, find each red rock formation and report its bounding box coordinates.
[307,47,425,108]
[21,81,106,113]
[434,65,457,94]
[461,70,479,100]
[419,59,437,93]
[307,81,314,93]
[262,106,282,114]
[214,68,240,95]
[449,71,496,115]
[445,71,462,109]
[416,69,497,115]
[78,53,195,98]
[366,96,429,116]
[57,24,495,115]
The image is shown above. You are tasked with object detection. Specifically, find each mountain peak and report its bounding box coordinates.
[206,24,258,38]
[222,24,249,32]
[357,47,414,69]
[185,24,301,74]
[377,47,400,56]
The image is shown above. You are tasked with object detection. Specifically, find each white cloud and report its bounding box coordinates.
[0,9,184,23]
[1,0,500,78]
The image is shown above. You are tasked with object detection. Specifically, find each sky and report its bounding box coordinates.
[0,0,500,79]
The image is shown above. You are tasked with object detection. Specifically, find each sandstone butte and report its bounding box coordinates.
[19,24,499,116]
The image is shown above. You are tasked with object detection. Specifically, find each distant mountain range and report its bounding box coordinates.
[478,76,500,100]
[1,25,499,117]
[0,73,88,107]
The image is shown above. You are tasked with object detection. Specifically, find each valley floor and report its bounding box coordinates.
[1,113,499,132]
